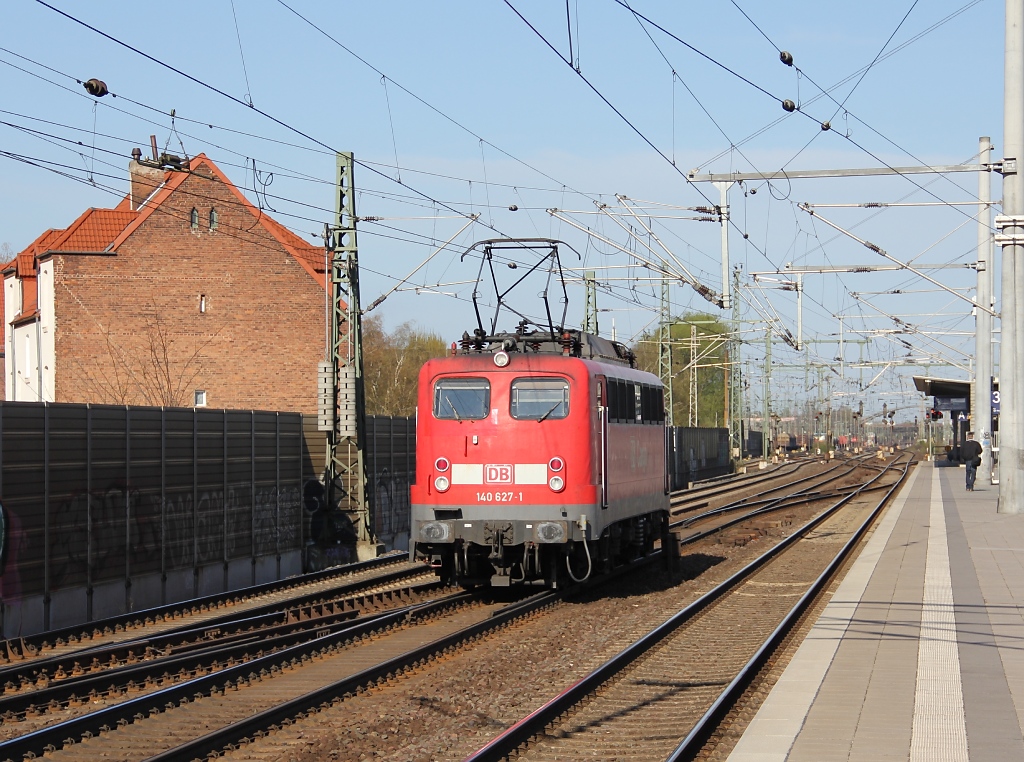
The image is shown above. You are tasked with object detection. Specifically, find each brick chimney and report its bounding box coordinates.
[129,157,165,211]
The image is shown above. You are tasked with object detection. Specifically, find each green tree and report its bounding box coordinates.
[362,316,448,416]
[633,312,729,428]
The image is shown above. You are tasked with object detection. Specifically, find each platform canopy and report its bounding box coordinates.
[912,376,972,399]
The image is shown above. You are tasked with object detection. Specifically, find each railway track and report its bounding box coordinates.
[0,453,910,761]
[0,585,494,760]
[199,455,908,761]
[0,547,675,762]
[0,552,418,665]
[670,452,870,517]
[0,572,442,736]
[670,452,891,545]
[668,460,806,513]
[465,453,911,761]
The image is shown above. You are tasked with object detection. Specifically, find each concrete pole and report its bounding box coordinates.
[796,274,804,350]
[999,0,1023,513]
[839,315,845,380]
[976,138,994,483]
[729,267,744,458]
[826,375,833,454]
[689,323,698,428]
[715,181,732,310]
[763,329,771,462]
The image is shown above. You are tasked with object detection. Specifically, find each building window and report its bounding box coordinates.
[194,390,207,407]
[209,208,218,230]
[199,294,206,314]
[190,208,199,231]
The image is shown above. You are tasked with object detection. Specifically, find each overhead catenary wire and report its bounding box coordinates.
[29,0,698,334]
[500,0,982,372]
[11,2,982,402]
[30,0,537,249]
[0,45,632,206]
[0,141,675,331]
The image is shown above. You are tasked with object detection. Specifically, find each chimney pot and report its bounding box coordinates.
[129,157,165,211]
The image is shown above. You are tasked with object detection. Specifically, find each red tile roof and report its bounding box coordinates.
[262,215,326,274]
[13,153,328,291]
[45,208,137,252]
[15,252,37,278]
[18,229,63,259]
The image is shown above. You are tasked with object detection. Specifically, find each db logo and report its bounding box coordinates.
[485,464,513,484]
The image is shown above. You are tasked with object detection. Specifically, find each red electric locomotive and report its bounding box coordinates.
[410,328,669,587]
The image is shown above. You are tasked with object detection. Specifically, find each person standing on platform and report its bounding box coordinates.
[963,431,983,491]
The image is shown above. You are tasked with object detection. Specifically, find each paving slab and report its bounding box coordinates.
[728,462,1024,762]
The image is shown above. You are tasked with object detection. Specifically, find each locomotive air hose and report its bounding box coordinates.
[566,538,592,583]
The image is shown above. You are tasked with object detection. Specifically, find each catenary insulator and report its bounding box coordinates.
[782,99,796,113]
[84,78,108,97]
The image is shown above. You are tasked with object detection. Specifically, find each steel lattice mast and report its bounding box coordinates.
[319,152,379,554]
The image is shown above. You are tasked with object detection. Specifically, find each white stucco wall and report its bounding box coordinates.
[4,262,54,402]
[4,273,19,401]
[38,260,55,401]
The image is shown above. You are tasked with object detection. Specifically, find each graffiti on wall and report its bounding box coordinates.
[303,478,358,572]
[372,467,411,540]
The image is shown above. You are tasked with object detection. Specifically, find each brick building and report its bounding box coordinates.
[4,154,328,412]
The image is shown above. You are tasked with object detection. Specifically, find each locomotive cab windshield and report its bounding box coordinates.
[510,378,569,420]
[433,378,490,420]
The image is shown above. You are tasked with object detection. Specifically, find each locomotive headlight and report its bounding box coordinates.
[548,475,565,492]
[493,351,510,368]
[434,475,451,492]
[435,457,450,472]
[420,521,451,542]
[535,521,566,543]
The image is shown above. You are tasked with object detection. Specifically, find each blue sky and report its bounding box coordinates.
[0,0,1005,421]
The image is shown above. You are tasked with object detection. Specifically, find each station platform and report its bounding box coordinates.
[728,461,1024,761]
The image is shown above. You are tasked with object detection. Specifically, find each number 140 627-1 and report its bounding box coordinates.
[476,492,523,502]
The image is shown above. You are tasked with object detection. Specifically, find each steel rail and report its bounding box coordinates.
[0,581,445,720]
[675,480,894,549]
[672,453,873,527]
[463,454,912,761]
[0,552,412,661]
[144,590,560,762]
[669,462,802,506]
[0,564,433,686]
[0,589,481,762]
[142,550,666,761]
[666,455,913,760]
[679,454,897,528]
